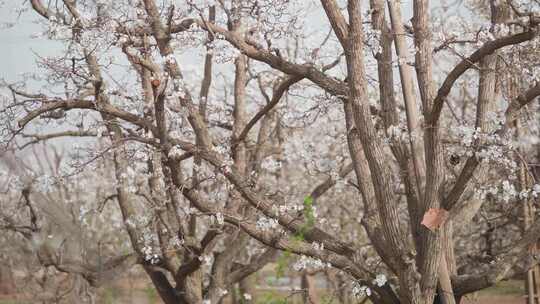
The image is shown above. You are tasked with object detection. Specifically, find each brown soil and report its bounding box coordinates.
[461,295,523,304]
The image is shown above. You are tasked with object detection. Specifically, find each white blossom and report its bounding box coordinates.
[198,254,212,266]
[352,281,372,298]
[373,274,387,287]
[256,216,279,231]
[312,242,324,251]
[168,146,183,159]
[292,255,330,271]
[213,212,225,225]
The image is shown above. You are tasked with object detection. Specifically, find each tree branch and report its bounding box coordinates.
[235,75,302,144]
[429,29,538,124]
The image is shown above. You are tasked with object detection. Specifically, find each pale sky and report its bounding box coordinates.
[0,1,419,83]
[0,4,62,83]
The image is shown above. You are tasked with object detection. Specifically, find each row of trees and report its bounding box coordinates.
[1,0,540,303]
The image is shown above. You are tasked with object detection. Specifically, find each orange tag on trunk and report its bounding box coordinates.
[421,208,449,231]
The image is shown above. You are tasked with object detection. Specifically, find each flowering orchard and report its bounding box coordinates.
[0,0,540,303]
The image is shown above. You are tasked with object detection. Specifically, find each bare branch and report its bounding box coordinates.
[429,29,538,124]
[235,75,303,144]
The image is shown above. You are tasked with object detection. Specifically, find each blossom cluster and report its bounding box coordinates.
[351,274,387,298]
[140,231,160,263]
[292,255,331,271]
[210,212,225,226]
[475,182,540,203]
[256,216,279,231]
[352,282,372,297]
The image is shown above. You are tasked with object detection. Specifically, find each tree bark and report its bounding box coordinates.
[239,274,256,303]
[301,271,320,304]
[0,263,15,294]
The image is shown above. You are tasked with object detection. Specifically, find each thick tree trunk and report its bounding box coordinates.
[329,270,350,304]
[0,264,15,294]
[239,274,256,303]
[436,223,457,304]
[144,267,182,304]
[182,269,203,304]
[301,271,320,304]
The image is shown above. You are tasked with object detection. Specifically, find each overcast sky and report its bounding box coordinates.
[0,1,419,83]
[0,5,62,83]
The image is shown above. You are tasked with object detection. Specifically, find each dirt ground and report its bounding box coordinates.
[0,293,527,304]
[120,294,526,304]
[0,278,529,304]
[461,295,524,304]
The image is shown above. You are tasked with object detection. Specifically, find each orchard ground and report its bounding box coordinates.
[0,279,528,304]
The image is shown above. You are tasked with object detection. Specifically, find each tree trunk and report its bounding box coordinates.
[239,274,256,303]
[436,223,457,304]
[144,267,182,304]
[0,263,15,294]
[301,271,320,304]
[182,269,203,304]
[335,271,350,304]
